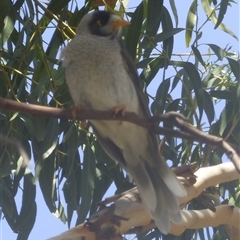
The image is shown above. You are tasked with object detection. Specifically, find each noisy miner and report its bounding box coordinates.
[61,10,186,234]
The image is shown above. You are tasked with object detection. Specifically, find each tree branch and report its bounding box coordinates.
[0,97,239,172]
[47,162,240,240]
[172,206,240,235]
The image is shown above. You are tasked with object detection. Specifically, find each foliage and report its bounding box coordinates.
[0,0,239,239]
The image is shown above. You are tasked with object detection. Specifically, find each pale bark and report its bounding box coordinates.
[47,162,240,240]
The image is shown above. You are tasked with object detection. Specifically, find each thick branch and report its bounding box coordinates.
[186,162,240,201]
[47,163,240,240]
[0,97,240,171]
[47,206,240,240]
[172,206,240,235]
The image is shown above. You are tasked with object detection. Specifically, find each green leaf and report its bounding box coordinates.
[146,0,163,32]
[137,58,154,69]
[234,190,240,208]
[226,57,240,80]
[25,0,34,20]
[151,78,170,115]
[171,69,184,92]
[67,203,75,228]
[218,102,234,136]
[191,45,206,67]
[76,142,95,224]
[169,0,178,26]
[172,61,204,120]
[166,98,181,112]
[185,0,197,47]
[47,0,71,15]
[31,116,46,142]
[161,6,174,61]
[16,173,36,240]
[154,28,185,44]
[46,28,65,61]
[199,228,205,240]
[42,118,59,159]
[215,0,229,29]
[13,0,24,10]
[52,67,65,87]
[203,90,214,124]
[201,0,238,40]
[125,2,144,60]
[16,202,36,240]
[209,90,232,100]
[39,152,57,213]
[95,141,126,191]
[206,44,226,60]
[57,201,67,224]
[13,167,26,196]
[0,178,18,231]
[62,149,81,227]
[0,4,15,46]
[140,58,162,86]
[90,165,112,214]
[141,0,163,58]
[212,225,228,240]
[191,145,201,164]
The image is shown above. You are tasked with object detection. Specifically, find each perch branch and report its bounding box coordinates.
[0,97,239,171]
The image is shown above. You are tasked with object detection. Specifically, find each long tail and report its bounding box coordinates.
[128,158,185,234]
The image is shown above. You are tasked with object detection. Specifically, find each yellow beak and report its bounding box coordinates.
[112,19,130,29]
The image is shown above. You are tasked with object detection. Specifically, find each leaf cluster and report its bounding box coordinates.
[0,0,239,239]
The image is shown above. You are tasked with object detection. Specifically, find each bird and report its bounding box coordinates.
[61,10,186,234]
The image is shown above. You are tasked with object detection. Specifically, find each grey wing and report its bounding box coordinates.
[120,48,151,117]
[120,47,161,151]
[92,125,127,169]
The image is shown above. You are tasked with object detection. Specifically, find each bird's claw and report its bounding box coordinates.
[70,105,88,128]
[111,104,127,117]
[70,105,83,120]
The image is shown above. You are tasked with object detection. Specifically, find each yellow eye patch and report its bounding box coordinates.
[97,20,102,27]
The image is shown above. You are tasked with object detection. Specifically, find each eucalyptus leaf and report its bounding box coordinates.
[185,0,197,47]
[76,142,95,225]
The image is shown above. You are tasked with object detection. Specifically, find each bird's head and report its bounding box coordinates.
[76,11,130,38]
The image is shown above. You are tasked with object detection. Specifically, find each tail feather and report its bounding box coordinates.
[128,158,185,235]
[157,160,186,198]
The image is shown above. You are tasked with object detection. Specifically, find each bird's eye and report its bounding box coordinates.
[96,20,102,27]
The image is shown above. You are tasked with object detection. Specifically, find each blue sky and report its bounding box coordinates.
[1,1,239,239]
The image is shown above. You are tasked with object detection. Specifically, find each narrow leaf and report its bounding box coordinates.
[146,0,163,32]
[142,0,163,58]
[169,0,178,26]
[77,143,95,224]
[185,0,197,47]
[172,61,204,120]
[191,45,206,67]
[201,0,238,40]
[16,173,36,239]
[206,44,226,60]
[215,0,230,29]
[203,90,214,124]
[226,57,240,80]
[0,12,15,46]
[154,28,185,43]
[151,78,170,115]
[39,152,57,213]
[161,7,174,60]
[125,2,144,60]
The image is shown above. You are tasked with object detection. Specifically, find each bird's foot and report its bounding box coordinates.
[111,104,127,125]
[70,105,83,120]
[111,104,127,117]
[70,105,88,128]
